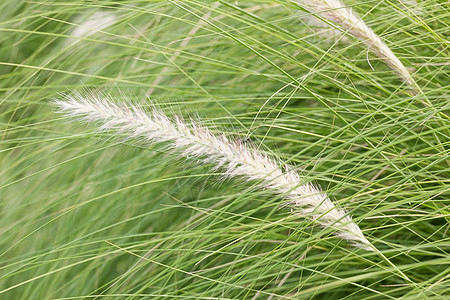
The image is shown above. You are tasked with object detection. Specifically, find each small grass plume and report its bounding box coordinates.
[295,0,417,91]
[54,90,372,249]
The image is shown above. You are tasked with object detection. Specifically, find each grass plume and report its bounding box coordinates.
[295,0,418,91]
[53,90,372,249]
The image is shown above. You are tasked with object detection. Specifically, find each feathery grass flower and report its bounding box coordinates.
[53,91,372,249]
[65,11,116,46]
[295,0,417,91]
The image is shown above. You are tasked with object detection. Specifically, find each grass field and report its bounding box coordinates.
[0,0,449,299]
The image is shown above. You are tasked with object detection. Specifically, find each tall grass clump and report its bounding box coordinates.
[0,0,448,299]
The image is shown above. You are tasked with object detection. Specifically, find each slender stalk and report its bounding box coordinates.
[53,91,372,249]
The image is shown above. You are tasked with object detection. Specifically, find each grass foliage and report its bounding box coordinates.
[0,0,449,299]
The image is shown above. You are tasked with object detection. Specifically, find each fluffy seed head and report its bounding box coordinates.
[296,0,417,90]
[53,90,372,249]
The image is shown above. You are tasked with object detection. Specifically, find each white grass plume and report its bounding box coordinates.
[53,91,372,249]
[295,0,417,91]
[65,11,116,46]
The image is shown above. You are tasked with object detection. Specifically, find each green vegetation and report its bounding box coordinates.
[0,0,448,298]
